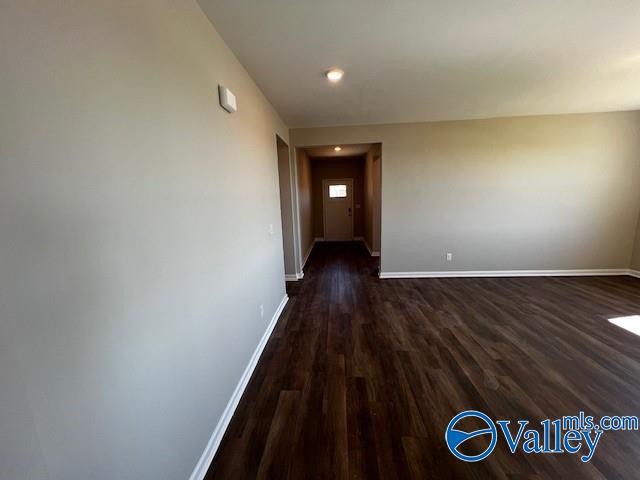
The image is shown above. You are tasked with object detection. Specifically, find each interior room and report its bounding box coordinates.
[1,1,640,479]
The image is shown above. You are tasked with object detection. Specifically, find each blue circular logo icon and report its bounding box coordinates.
[445,410,497,462]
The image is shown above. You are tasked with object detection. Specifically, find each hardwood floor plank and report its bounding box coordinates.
[347,376,380,480]
[255,390,303,479]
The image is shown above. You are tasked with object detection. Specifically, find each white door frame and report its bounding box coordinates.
[322,178,354,241]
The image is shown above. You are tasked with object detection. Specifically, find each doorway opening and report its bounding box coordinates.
[293,143,381,275]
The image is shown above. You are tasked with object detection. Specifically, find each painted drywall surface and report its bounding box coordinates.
[0,1,288,479]
[364,146,382,254]
[364,150,375,250]
[311,157,365,239]
[371,144,382,253]
[291,112,640,273]
[632,211,640,270]
[296,149,314,264]
[277,137,296,275]
[198,1,640,128]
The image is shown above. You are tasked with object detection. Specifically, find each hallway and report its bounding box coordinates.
[207,242,640,479]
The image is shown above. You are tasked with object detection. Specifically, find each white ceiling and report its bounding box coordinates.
[198,0,640,128]
[303,144,372,158]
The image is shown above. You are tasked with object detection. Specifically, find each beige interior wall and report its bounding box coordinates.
[0,1,289,479]
[632,210,640,271]
[291,112,640,274]
[277,137,296,275]
[364,150,375,249]
[372,144,382,253]
[296,149,314,264]
[363,145,382,253]
[311,156,365,239]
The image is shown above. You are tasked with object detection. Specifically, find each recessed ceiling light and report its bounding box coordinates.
[326,69,344,82]
[334,146,342,152]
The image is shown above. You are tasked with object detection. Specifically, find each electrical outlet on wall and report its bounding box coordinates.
[268,224,274,237]
[260,304,264,318]
[446,253,453,261]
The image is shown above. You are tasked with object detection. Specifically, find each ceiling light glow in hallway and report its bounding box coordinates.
[326,68,344,82]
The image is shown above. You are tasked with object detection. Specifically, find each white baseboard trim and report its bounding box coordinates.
[301,242,315,270]
[630,269,640,278]
[379,269,633,279]
[189,294,289,480]
[354,237,380,257]
[297,238,323,274]
[284,272,304,281]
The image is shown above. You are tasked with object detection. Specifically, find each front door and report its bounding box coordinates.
[322,178,353,241]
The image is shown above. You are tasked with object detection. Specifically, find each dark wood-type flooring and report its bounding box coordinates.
[206,242,640,479]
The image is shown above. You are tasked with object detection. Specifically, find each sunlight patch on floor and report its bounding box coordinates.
[609,315,640,336]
